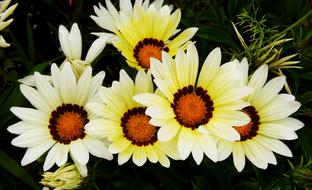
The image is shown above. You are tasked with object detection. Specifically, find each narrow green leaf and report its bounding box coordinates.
[298,127,312,161]
[9,31,31,71]
[0,150,40,190]
[26,17,35,64]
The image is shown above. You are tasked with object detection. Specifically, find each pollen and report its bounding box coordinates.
[233,106,260,141]
[133,38,169,69]
[171,85,214,130]
[48,104,88,144]
[121,107,158,146]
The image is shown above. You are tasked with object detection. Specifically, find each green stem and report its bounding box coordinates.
[266,10,312,43]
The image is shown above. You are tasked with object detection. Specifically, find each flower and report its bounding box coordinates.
[58,23,109,77]
[133,43,253,164]
[91,0,198,70]
[18,23,109,86]
[217,59,303,172]
[40,163,83,190]
[85,69,179,167]
[0,0,18,47]
[7,63,113,177]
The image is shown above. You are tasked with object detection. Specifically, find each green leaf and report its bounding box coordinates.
[26,18,35,64]
[197,26,240,50]
[297,91,312,105]
[298,127,312,161]
[0,150,40,190]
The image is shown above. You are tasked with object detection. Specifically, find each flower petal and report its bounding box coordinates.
[21,139,55,166]
[70,139,89,165]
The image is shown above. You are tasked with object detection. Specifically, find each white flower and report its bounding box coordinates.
[8,63,113,177]
[217,59,303,172]
[58,23,108,76]
[134,43,253,164]
[91,0,197,70]
[86,70,179,167]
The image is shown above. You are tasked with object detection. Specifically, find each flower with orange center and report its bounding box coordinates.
[8,63,113,177]
[86,70,179,167]
[91,0,198,70]
[134,43,253,164]
[217,59,303,172]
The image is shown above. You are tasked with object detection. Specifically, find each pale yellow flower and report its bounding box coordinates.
[91,0,197,70]
[217,59,303,172]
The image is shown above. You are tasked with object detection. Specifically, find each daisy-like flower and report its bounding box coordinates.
[7,63,113,177]
[217,59,303,172]
[85,70,179,167]
[0,0,18,47]
[91,0,198,70]
[58,23,109,77]
[134,43,253,164]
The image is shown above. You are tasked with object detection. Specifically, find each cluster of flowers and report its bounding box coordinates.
[7,0,303,188]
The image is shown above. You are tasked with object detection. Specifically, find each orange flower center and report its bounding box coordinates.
[233,106,260,141]
[121,107,158,146]
[133,38,169,69]
[171,85,214,130]
[49,104,88,144]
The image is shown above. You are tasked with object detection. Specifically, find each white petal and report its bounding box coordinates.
[75,66,92,105]
[85,118,121,138]
[157,120,180,141]
[72,156,88,177]
[259,101,301,122]
[214,87,253,106]
[192,136,204,165]
[12,128,50,148]
[232,142,245,172]
[154,146,170,168]
[247,64,268,92]
[134,70,153,94]
[132,148,147,166]
[58,25,71,58]
[133,93,169,107]
[85,36,107,63]
[197,47,221,89]
[144,146,158,163]
[10,107,48,125]
[118,145,134,165]
[251,76,286,109]
[258,123,298,140]
[43,147,56,171]
[274,117,304,131]
[20,84,52,112]
[7,121,45,134]
[34,72,61,109]
[178,128,193,160]
[198,134,218,162]
[55,143,69,166]
[254,135,292,157]
[59,63,77,103]
[84,137,113,160]
[145,105,175,119]
[208,121,240,141]
[109,138,131,154]
[218,140,233,161]
[70,139,89,165]
[21,139,55,166]
[68,23,82,60]
[242,141,268,169]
